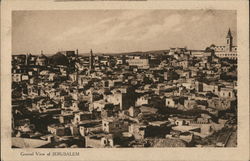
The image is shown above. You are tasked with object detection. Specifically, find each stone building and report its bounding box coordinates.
[211,29,237,59]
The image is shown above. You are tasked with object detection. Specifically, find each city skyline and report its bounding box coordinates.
[12,10,237,55]
[11,9,238,149]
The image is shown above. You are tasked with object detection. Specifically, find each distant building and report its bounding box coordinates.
[47,124,71,136]
[12,54,26,65]
[127,58,149,69]
[36,51,48,66]
[85,134,114,148]
[59,50,76,57]
[73,112,92,124]
[102,118,129,134]
[207,97,236,110]
[106,91,135,110]
[211,29,237,59]
[219,87,236,99]
[191,50,211,58]
[129,123,147,140]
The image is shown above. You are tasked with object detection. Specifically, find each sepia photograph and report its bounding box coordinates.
[11,9,238,148]
[1,0,249,161]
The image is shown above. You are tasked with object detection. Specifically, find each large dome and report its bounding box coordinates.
[49,52,69,66]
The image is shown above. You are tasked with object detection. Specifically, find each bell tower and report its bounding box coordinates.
[226,28,233,52]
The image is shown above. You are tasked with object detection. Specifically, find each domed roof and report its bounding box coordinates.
[38,54,47,59]
[49,52,69,66]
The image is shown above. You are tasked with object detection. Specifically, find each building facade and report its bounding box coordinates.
[211,29,237,59]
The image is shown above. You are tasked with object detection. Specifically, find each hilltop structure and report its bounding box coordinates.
[210,29,237,59]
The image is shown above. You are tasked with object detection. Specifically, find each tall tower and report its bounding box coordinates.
[26,53,29,66]
[226,28,233,52]
[76,49,79,101]
[89,49,94,71]
[76,49,79,84]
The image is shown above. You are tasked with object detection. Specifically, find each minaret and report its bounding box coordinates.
[76,49,79,85]
[89,49,94,71]
[76,49,79,101]
[226,28,233,52]
[26,53,29,66]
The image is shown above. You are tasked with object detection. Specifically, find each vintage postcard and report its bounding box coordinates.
[1,0,249,161]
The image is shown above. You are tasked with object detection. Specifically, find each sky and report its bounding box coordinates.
[12,10,237,55]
